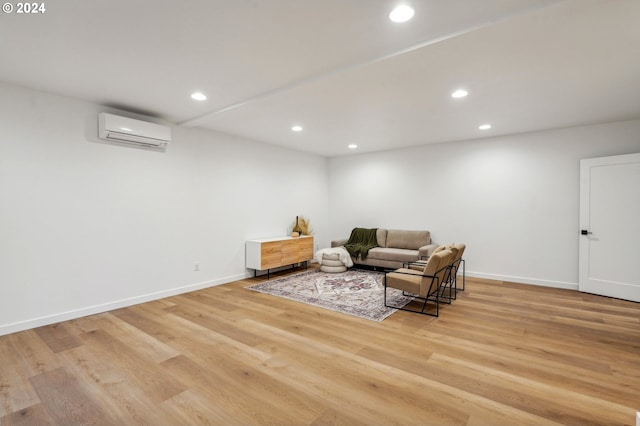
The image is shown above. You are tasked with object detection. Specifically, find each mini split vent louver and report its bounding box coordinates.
[98,113,171,147]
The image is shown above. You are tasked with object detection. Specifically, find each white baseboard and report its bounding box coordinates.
[465,270,578,290]
[0,272,250,337]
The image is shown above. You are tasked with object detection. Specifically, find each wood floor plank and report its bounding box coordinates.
[112,306,316,422]
[63,313,103,337]
[5,331,62,378]
[32,323,81,353]
[0,340,40,417]
[0,268,638,425]
[97,312,181,364]
[57,345,180,425]
[154,314,328,424]
[161,389,242,426]
[161,354,320,425]
[28,367,118,425]
[250,320,557,426]
[77,329,187,404]
[428,352,632,426]
[0,403,54,426]
[309,407,373,426]
[243,318,472,425]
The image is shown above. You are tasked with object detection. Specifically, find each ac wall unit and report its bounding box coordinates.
[98,113,171,147]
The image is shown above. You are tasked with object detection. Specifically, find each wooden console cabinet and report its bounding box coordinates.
[246,235,314,277]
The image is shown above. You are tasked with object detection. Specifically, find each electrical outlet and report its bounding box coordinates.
[193,263,200,272]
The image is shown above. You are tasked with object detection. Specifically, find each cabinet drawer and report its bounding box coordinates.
[299,237,313,251]
[281,240,299,265]
[261,241,280,255]
[298,246,314,261]
[296,237,314,263]
[299,237,313,247]
[261,241,281,269]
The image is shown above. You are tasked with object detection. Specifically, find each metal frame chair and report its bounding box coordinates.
[384,249,454,316]
[406,243,466,300]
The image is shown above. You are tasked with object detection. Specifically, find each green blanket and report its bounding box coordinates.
[344,227,378,260]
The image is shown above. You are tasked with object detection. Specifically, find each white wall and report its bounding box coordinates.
[0,82,329,335]
[328,120,640,288]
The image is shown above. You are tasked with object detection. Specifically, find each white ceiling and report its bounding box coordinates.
[1,0,638,157]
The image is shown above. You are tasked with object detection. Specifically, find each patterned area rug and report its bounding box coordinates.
[246,269,412,322]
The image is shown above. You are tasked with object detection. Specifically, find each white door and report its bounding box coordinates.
[579,152,640,302]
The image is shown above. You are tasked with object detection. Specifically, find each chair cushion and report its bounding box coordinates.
[386,250,454,298]
[386,268,423,294]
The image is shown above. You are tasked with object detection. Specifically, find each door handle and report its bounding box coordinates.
[581,230,593,235]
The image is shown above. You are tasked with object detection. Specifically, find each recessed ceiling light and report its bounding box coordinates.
[451,89,468,98]
[479,124,492,130]
[291,125,303,132]
[389,5,414,23]
[191,92,207,101]
[348,144,358,149]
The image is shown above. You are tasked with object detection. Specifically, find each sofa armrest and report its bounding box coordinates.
[331,239,348,248]
[418,244,439,259]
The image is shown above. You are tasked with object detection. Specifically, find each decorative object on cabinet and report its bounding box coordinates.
[291,215,312,235]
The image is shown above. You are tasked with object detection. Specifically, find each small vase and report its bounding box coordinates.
[292,215,303,235]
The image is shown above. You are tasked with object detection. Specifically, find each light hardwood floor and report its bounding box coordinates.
[1,266,639,425]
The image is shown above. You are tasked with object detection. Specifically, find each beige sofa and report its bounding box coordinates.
[331,228,438,270]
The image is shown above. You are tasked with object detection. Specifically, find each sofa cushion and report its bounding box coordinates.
[385,230,430,250]
[366,247,419,263]
[376,229,388,248]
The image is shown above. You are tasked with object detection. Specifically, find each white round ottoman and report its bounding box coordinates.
[320,253,347,273]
